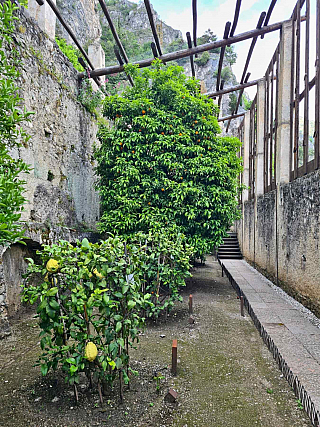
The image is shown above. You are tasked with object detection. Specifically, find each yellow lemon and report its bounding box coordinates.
[46,259,59,273]
[85,342,98,362]
[93,268,104,280]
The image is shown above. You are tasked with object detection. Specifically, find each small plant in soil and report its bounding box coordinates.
[153,372,165,394]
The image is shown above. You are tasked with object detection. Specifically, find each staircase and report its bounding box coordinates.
[217,232,242,260]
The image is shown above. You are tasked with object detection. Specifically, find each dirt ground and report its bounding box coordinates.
[0,257,312,427]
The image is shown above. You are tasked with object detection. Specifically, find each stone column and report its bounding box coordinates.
[255,78,266,196]
[242,111,251,202]
[28,0,56,41]
[88,42,106,91]
[276,20,293,184]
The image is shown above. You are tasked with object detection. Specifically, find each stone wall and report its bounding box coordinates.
[0,6,100,338]
[235,170,320,316]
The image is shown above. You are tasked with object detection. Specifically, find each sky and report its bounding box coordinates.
[130,0,316,99]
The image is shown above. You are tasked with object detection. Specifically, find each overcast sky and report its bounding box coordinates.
[130,0,315,98]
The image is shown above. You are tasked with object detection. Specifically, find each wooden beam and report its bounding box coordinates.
[192,0,198,57]
[98,0,129,64]
[218,112,245,122]
[226,72,250,132]
[240,12,266,84]
[151,42,158,58]
[78,19,286,79]
[44,0,101,86]
[216,22,231,91]
[113,47,134,87]
[186,32,195,78]
[230,0,242,38]
[205,79,261,98]
[218,80,225,109]
[261,0,278,39]
[144,0,163,57]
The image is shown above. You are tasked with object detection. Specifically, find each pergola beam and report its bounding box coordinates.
[43,0,101,86]
[216,21,231,91]
[78,19,287,79]
[98,0,130,64]
[144,0,163,57]
[192,0,198,57]
[218,112,245,122]
[186,32,196,78]
[205,78,261,98]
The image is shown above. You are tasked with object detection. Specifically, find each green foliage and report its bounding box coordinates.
[55,37,84,72]
[229,93,238,114]
[95,60,243,258]
[101,24,151,66]
[214,66,233,82]
[195,51,210,67]
[22,233,191,389]
[225,45,237,65]
[197,29,219,54]
[242,93,252,111]
[78,78,103,115]
[22,238,148,388]
[0,0,32,247]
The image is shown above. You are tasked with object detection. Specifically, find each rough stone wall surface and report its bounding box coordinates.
[16,7,100,229]
[237,171,320,314]
[0,8,100,338]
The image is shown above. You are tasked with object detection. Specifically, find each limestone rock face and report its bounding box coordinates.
[56,0,102,45]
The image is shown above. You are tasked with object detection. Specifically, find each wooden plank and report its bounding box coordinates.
[78,20,286,79]
[303,0,310,175]
[216,22,231,91]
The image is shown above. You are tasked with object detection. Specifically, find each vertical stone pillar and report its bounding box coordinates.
[255,78,266,196]
[28,0,56,41]
[242,111,251,202]
[276,20,293,184]
[88,42,105,91]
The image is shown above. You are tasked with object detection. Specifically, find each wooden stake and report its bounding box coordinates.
[189,294,193,314]
[172,339,178,376]
[240,296,245,317]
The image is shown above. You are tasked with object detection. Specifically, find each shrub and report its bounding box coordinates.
[195,51,210,67]
[95,60,243,259]
[22,232,192,397]
[0,0,32,247]
[55,37,84,72]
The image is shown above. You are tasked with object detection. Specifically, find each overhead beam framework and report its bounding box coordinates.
[43,0,101,86]
[78,19,286,79]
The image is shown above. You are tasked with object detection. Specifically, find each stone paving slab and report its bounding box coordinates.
[221,259,320,419]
